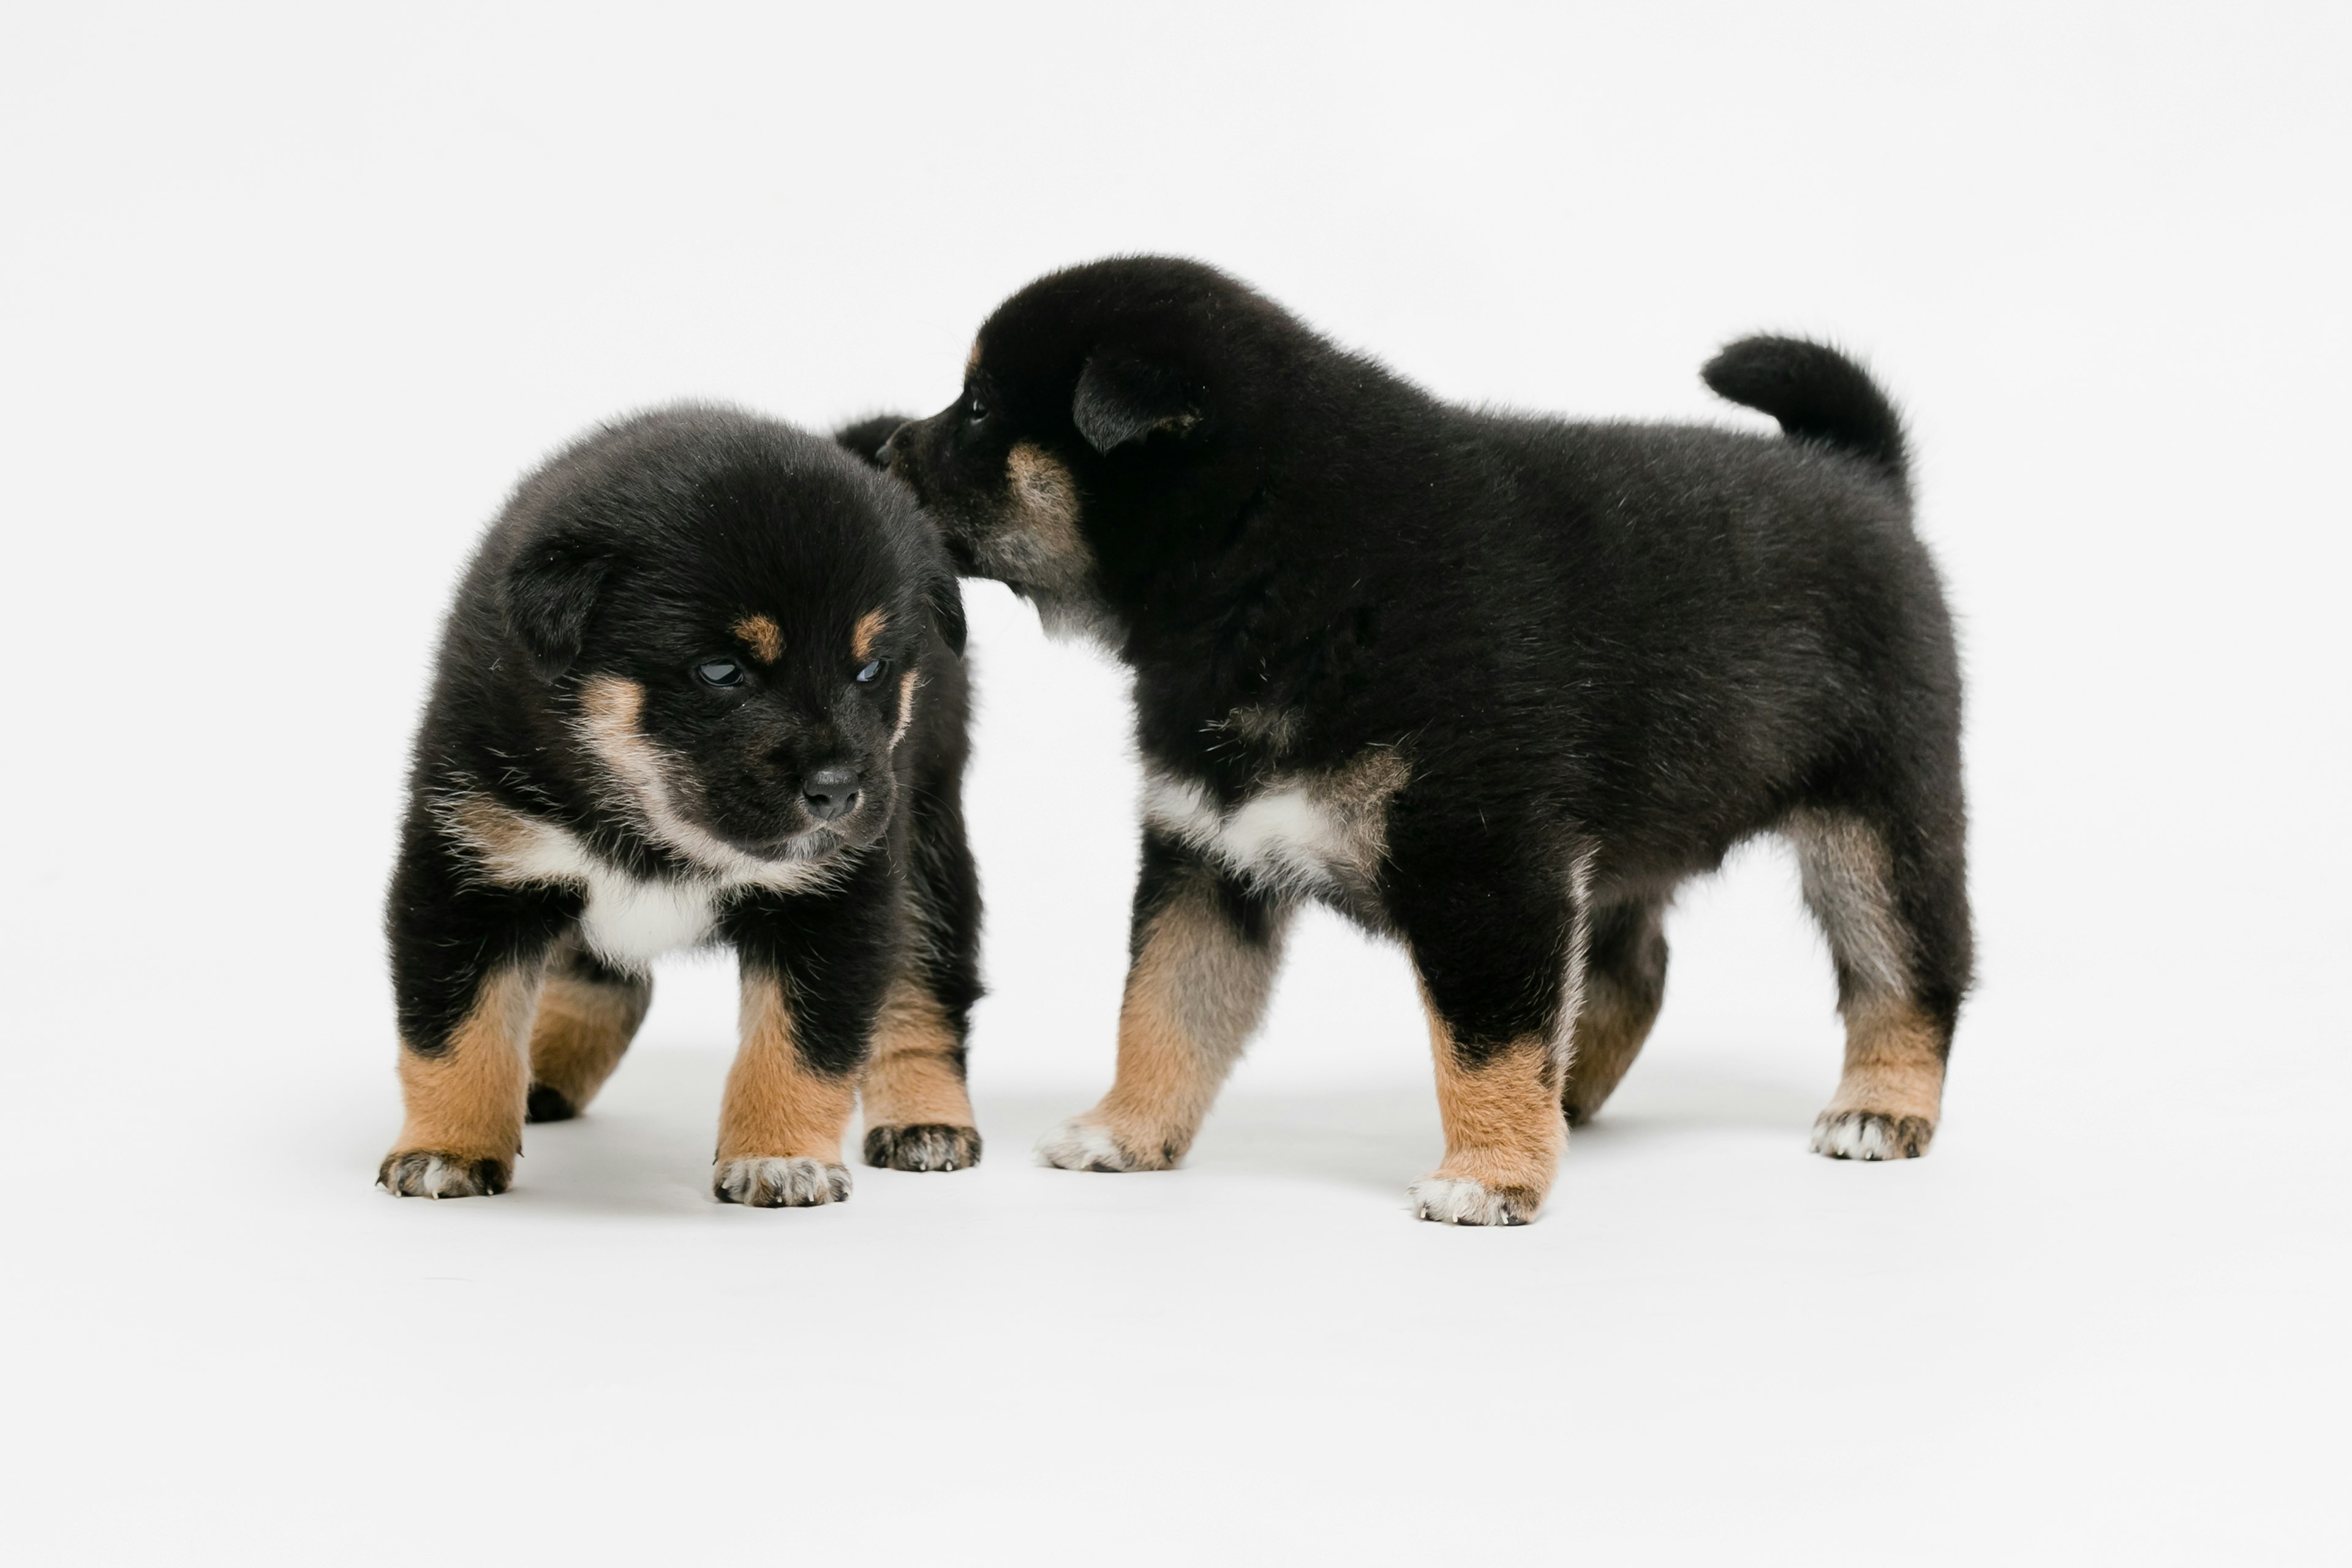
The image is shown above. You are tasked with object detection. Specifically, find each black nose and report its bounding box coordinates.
[874,423,908,470]
[801,766,862,823]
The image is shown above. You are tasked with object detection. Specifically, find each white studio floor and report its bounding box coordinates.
[8,820,2337,1564]
[5,5,2346,1563]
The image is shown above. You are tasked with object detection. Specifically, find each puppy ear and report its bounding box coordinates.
[1072,347,1200,454]
[834,413,913,470]
[503,533,612,679]
[922,565,968,657]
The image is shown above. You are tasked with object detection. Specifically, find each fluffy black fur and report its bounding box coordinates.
[381,405,982,1201]
[883,256,1970,1221]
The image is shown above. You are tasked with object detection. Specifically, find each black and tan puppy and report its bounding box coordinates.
[882,257,1969,1225]
[380,405,982,1204]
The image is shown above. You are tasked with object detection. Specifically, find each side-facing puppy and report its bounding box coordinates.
[882,257,1970,1225]
[381,405,982,1204]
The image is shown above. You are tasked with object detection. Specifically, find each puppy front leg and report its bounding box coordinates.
[713,966,861,1206]
[1390,834,1577,1225]
[1038,832,1290,1172]
[382,959,548,1199]
[714,880,892,1207]
[861,973,982,1172]
[380,843,564,1197]
[1412,1023,1565,1226]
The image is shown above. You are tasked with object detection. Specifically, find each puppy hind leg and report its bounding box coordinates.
[1789,809,1966,1159]
[524,934,650,1122]
[382,963,543,1197]
[1560,895,1669,1127]
[1036,833,1289,1174]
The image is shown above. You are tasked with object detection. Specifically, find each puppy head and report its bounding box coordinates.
[880,257,1294,638]
[501,409,963,869]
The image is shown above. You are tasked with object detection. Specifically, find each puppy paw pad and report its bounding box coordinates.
[864,1123,984,1172]
[1407,1174,1539,1226]
[1034,1118,1167,1173]
[714,1156,851,1207]
[1810,1110,1935,1161]
[379,1151,510,1199]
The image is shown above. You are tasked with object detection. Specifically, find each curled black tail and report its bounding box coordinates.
[1702,336,1907,490]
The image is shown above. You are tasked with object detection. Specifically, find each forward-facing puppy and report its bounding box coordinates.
[883,257,1970,1225]
[381,405,982,1204]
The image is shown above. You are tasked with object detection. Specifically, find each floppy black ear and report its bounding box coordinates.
[834,413,913,470]
[503,533,612,679]
[923,565,968,657]
[1072,347,1199,454]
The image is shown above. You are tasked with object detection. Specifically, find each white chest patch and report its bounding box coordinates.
[575,867,726,967]
[1140,748,1409,900]
[437,794,839,969]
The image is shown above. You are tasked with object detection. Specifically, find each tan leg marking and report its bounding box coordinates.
[1812,998,1946,1160]
[380,964,542,1197]
[851,608,889,662]
[525,951,648,1120]
[861,978,974,1126]
[1411,1002,1564,1226]
[714,969,858,1205]
[732,614,783,664]
[1036,882,1286,1172]
[1560,970,1656,1127]
[859,975,981,1172]
[1787,810,1947,1160]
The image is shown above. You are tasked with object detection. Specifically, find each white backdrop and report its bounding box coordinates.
[3,4,2345,1562]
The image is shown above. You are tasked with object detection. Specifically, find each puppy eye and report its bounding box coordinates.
[695,658,744,688]
[966,394,988,424]
[855,658,887,684]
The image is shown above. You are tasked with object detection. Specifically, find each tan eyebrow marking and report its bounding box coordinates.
[732,615,782,664]
[965,338,982,374]
[851,608,889,662]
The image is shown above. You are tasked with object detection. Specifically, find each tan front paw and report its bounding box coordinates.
[1033,1117,1177,1172]
[379,1150,512,1199]
[1406,1174,1544,1226]
[863,1123,983,1172]
[714,1156,852,1207]
[1810,1109,1936,1160]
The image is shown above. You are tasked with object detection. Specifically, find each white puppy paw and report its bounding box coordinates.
[379,1150,511,1199]
[1809,1110,1935,1161]
[714,1156,852,1207]
[1034,1117,1172,1172]
[1407,1174,1542,1226]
